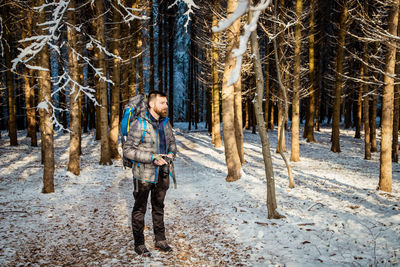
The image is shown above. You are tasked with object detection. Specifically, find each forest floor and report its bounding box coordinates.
[0,123,399,266]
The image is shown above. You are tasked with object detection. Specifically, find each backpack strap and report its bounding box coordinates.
[137,117,147,144]
[126,108,134,134]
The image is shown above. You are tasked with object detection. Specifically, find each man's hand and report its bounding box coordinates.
[153,154,168,166]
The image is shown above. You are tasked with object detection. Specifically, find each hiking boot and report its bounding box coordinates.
[135,244,152,257]
[155,240,173,252]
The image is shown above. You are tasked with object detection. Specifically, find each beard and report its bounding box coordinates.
[154,106,168,118]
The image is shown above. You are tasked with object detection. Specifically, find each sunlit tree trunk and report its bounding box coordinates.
[95,0,112,165]
[211,2,222,147]
[379,0,399,192]
[110,1,121,159]
[276,0,285,153]
[291,0,302,162]
[393,19,400,163]
[138,38,144,94]
[269,98,274,130]
[67,0,81,175]
[331,1,347,153]
[222,0,241,182]
[23,10,37,147]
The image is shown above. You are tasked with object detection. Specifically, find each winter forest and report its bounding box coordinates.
[1,0,400,265]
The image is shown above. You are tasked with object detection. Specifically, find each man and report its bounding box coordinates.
[123,91,177,256]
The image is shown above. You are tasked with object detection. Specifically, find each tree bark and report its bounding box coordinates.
[379,0,399,192]
[168,4,175,126]
[22,9,37,147]
[305,0,316,142]
[234,79,244,164]
[355,82,363,139]
[249,6,284,219]
[273,6,294,189]
[331,1,347,153]
[110,2,121,160]
[393,17,400,163]
[362,43,371,160]
[3,5,18,146]
[370,92,378,152]
[264,40,270,130]
[290,0,302,162]
[222,0,241,182]
[67,0,81,175]
[37,0,54,193]
[95,0,112,166]
[211,2,221,147]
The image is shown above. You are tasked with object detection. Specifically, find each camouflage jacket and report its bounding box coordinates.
[123,110,177,184]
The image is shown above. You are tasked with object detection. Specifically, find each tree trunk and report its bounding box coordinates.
[211,2,221,147]
[379,0,399,193]
[344,95,352,129]
[370,92,378,152]
[250,10,284,219]
[110,2,121,160]
[37,0,54,193]
[290,0,302,162]
[305,0,316,142]
[331,2,347,153]
[276,0,285,153]
[276,92,285,153]
[95,0,112,166]
[138,37,144,94]
[168,5,175,126]
[67,1,81,175]
[264,40,270,130]
[3,5,18,146]
[269,99,274,130]
[355,83,363,139]
[149,1,155,92]
[272,4,294,189]
[222,0,241,182]
[362,43,371,160]
[393,19,400,163]
[22,10,37,147]
[234,79,244,164]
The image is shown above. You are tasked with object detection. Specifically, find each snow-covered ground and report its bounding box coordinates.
[0,124,399,266]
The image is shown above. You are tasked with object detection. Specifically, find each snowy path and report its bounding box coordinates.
[1,125,399,266]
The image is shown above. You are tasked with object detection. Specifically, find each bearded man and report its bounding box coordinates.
[123,91,177,257]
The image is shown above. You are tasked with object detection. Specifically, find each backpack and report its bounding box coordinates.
[120,94,149,169]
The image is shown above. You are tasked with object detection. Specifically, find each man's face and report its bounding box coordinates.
[151,96,168,118]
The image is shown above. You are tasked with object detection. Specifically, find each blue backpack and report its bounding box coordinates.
[120,94,149,168]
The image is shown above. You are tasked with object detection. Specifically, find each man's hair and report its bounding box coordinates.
[148,91,167,105]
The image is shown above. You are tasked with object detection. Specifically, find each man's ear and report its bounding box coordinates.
[149,101,154,109]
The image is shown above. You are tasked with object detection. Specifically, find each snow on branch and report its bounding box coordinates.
[37,99,71,133]
[52,70,100,106]
[69,44,114,85]
[212,0,249,33]
[116,0,148,23]
[86,35,122,62]
[12,0,69,70]
[214,0,272,86]
[169,0,199,31]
